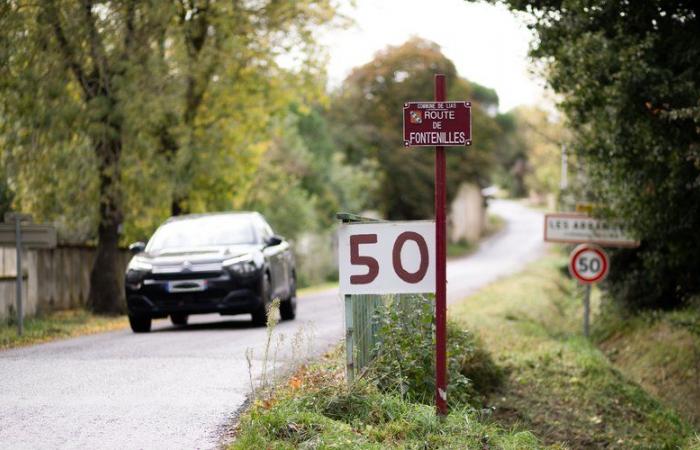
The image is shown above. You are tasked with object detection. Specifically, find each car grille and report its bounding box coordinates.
[148,270,224,281]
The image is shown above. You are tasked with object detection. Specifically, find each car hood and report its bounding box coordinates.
[142,244,261,265]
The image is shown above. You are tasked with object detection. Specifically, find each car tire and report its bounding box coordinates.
[129,315,152,333]
[280,275,297,321]
[170,313,188,326]
[251,273,271,327]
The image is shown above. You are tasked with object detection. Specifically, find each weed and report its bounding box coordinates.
[244,298,317,404]
[231,354,544,449]
[366,294,502,408]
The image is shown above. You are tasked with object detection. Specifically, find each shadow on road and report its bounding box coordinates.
[152,318,259,333]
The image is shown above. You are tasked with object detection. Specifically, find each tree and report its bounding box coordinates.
[512,106,567,198]
[154,0,338,217]
[0,1,173,313]
[495,0,700,309]
[329,38,499,220]
[0,1,339,313]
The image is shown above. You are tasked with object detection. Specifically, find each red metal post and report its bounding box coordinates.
[434,74,448,415]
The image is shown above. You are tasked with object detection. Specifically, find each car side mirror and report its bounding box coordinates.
[129,241,146,255]
[265,235,283,247]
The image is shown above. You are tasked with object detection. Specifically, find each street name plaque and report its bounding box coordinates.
[403,101,472,147]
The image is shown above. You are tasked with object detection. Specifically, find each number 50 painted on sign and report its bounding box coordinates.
[338,221,436,295]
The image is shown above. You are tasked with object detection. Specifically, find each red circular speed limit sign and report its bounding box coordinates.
[569,244,609,284]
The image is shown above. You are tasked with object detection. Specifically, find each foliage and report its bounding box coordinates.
[0,1,340,310]
[494,0,700,310]
[513,107,567,198]
[328,37,505,220]
[0,158,14,220]
[231,351,543,449]
[367,294,502,408]
[451,252,698,448]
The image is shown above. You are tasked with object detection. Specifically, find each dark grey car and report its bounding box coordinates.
[124,212,297,332]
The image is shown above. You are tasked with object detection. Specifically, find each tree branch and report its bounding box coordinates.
[81,0,111,95]
[44,0,94,98]
[123,0,136,59]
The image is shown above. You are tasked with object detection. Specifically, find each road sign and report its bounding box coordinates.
[569,244,609,285]
[1,215,57,337]
[544,213,638,247]
[568,243,608,337]
[400,75,468,415]
[0,224,57,248]
[338,221,435,295]
[403,101,472,147]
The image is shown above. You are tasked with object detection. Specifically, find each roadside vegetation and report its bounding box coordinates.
[232,349,541,450]
[233,251,700,449]
[452,252,699,448]
[448,214,505,259]
[595,305,700,428]
[0,309,127,350]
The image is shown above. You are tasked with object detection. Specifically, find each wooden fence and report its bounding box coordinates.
[0,246,130,321]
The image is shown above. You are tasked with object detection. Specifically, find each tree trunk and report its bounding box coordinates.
[171,197,186,217]
[88,133,124,314]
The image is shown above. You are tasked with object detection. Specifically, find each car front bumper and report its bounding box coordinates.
[125,270,263,317]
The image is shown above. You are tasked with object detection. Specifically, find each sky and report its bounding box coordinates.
[321,0,547,112]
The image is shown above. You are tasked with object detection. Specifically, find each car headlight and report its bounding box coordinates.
[223,254,258,276]
[127,257,153,272]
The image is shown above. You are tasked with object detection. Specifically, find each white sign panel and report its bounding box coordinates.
[569,244,609,284]
[544,213,638,248]
[338,221,435,295]
[0,224,57,248]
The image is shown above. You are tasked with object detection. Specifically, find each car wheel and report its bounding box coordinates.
[280,274,297,321]
[129,315,152,333]
[251,272,271,327]
[170,313,188,326]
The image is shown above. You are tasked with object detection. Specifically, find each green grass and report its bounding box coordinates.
[231,349,546,449]
[0,309,127,350]
[447,240,475,258]
[451,252,700,449]
[595,306,700,428]
[447,214,505,259]
[232,252,700,449]
[297,281,339,296]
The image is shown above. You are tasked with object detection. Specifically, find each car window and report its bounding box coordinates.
[146,215,256,252]
[254,215,273,241]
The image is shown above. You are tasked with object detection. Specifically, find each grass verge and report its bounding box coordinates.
[232,251,700,448]
[1,309,127,350]
[231,348,544,449]
[297,281,339,296]
[451,252,700,448]
[595,305,700,428]
[448,214,506,259]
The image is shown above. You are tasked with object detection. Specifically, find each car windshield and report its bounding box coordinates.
[146,215,257,252]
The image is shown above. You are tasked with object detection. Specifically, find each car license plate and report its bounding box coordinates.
[167,280,207,293]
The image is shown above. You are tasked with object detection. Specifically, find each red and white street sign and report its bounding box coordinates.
[403,101,472,147]
[569,244,609,284]
[338,221,435,295]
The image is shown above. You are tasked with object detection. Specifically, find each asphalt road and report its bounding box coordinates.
[0,199,544,450]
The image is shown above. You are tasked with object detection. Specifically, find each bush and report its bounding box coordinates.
[365,294,502,408]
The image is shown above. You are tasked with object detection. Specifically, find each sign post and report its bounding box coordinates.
[544,213,637,338]
[568,243,610,337]
[433,75,448,416]
[14,215,23,335]
[402,74,471,415]
[2,213,57,336]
